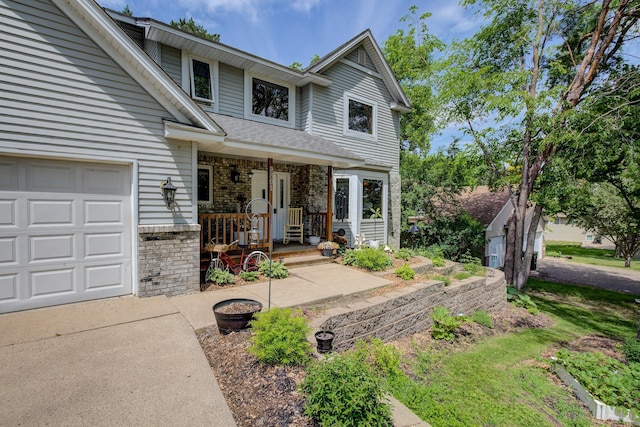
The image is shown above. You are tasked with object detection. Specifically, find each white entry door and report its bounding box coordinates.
[0,157,132,313]
[250,170,290,241]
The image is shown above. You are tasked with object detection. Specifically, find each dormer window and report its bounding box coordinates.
[245,74,295,127]
[344,92,377,140]
[190,58,214,104]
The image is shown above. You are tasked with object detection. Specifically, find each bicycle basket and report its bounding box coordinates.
[207,243,229,253]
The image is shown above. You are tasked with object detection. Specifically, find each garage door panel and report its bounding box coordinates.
[27,163,75,193]
[30,235,74,262]
[0,200,16,226]
[85,233,123,258]
[29,200,74,226]
[82,167,129,195]
[86,264,125,290]
[84,201,123,225]
[31,268,75,297]
[0,274,18,301]
[0,237,17,264]
[0,161,18,189]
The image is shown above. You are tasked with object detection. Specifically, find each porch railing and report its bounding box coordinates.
[198,213,270,255]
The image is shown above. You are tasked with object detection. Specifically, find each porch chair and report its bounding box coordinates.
[283,207,304,244]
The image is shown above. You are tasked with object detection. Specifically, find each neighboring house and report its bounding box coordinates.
[0,0,409,313]
[459,187,546,269]
[545,213,614,247]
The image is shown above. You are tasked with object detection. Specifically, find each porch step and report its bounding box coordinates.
[281,253,335,268]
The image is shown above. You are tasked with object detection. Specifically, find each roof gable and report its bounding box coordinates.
[307,29,410,112]
[460,186,512,227]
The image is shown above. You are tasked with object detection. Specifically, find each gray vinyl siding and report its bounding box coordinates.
[0,0,194,224]
[218,62,244,117]
[299,85,311,133]
[160,44,181,85]
[345,48,377,72]
[311,61,400,173]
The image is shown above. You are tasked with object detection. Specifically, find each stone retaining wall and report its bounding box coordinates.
[314,270,506,351]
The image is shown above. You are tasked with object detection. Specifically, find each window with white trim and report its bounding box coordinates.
[197,165,213,204]
[245,74,295,127]
[344,92,377,140]
[190,58,214,104]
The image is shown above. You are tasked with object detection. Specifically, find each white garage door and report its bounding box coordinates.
[0,157,132,313]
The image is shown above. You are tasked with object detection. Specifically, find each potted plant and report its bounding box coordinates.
[317,241,338,257]
[308,208,321,246]
[314,325,335,353]
[369,207,382,248]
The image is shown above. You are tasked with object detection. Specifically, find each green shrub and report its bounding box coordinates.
[472,310,494,328]
[352,338,404,379]
[248,307,311,366]
[433,275,451,286]
[341,248,358,266]
[239,270,259,282]
[396,263,415,280]
[623,337,640,363]
[507,286,539,315]
[300,352,393,426]
[462,260,484,276]
[431,257,446,267]
[258,260,289,279]
[207,268,235,285]
[453,271,471,280]
[431,306,467,340]
[555,349,640,412]
[395,248,413,261]
[351,247,392,271]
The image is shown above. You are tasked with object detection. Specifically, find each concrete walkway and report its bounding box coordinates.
[0,263,427,427]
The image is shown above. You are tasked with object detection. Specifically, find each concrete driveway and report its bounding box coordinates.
[0,296,237,426]
[530,257,640,295]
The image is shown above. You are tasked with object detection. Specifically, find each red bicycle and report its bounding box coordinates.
[206,240,268,278]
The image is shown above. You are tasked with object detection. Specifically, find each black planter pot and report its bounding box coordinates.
[321,248,333,257]
[213,298,263,335]
[315,330,335,353]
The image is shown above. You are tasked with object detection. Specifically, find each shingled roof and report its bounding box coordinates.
[460,186,512,227]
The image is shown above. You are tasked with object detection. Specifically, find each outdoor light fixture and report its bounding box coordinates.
[249,217,260,245]
[161,177,177,207]
[230,165,241,183]
[409,223,420,234]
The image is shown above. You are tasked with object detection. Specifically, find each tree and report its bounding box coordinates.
[437,0,640,288]
[553,67,640,266]
[170,17,220,42]
[122,5,133,16]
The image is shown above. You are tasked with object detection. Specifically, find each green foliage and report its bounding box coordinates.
[452,271,471,280]
[555,349,640,412]
[352,338,404,380]
[431,257,445,267]
[344,247,392,272]
[472,310,494,328]
[206,268,235,285]
[395,263,415,280]
[623,338,640,364]
[460,253,484,275]
[395,248,413,261]
[507,286,539,314]
[247,308,311,366]
[433,275,451,286]
[238,270,259,282]
[170,17,220,42]
[121,5,133,16]
[258,260,288,279]
[300,351,393,427]
[431,306,467,340]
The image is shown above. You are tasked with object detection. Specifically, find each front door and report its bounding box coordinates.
[250,170,290,241]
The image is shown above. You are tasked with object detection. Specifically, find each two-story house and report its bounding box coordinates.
[0,0,409,313]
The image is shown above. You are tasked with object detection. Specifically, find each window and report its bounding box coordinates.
[198,165,213,204]
[362,179,382,219]
[334,178,349,221]
[344,93,377,140]
[553,217,561,225]
[244,75,296,127]
[190,58,214,103]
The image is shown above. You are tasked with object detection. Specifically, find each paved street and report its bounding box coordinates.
[530,257,640,295]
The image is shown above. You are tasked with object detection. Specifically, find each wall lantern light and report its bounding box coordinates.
[161,177,177,206]
[409,223,420,234]
[230,165,241,183]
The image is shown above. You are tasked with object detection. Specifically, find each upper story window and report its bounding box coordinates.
[344,92,377,140]
[245,74,295,127]
[189,57,215,104]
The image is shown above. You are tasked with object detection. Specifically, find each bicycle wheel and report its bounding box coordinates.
[205,258,227,281]
[243,251,268,272]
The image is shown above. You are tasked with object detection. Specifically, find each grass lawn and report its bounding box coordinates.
[389,279,639,427]
[545,241,640,273]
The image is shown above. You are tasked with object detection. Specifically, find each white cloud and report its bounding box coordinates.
[290,0,321,13]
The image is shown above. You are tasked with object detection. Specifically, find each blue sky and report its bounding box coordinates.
[98,0,480,151]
